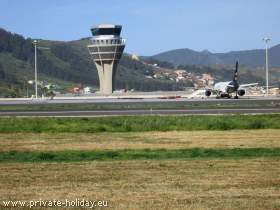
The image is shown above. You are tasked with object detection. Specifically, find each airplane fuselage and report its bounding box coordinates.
[213,81,239,94]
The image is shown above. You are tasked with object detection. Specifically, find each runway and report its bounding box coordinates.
[0,96,279,117]
[0,96,280,105]
[1,108,279,117]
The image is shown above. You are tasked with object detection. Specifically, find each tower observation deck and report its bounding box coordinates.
[88,24,125,94]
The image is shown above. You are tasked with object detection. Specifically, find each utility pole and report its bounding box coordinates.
[263,37,271,97]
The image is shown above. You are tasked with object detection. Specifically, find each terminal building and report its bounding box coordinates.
[88,24,126,94]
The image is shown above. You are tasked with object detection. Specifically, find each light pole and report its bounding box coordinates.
[263,37,271,97]
[32,40,50,99]
[33,40,38,99]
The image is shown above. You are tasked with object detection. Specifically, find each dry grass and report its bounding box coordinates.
[0,129,279,152]
[1,130,280,209]
[1,159,280,210]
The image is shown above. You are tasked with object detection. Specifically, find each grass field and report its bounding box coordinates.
[0,115,280,209]
[1,159,280,210]
[0,115,280,132]
[0,129,279,152]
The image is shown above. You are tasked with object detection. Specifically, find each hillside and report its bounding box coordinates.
[150,46,280,87]
[0,28,279,97]
[152,45,280,67]
[151,49,222,67]
[0,28,185,97]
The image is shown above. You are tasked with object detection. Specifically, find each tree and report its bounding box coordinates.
[0,63,5,79]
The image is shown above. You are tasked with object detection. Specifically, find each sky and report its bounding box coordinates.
[0,0,279,55]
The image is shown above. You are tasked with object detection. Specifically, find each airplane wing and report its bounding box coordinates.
[239,83,258,88]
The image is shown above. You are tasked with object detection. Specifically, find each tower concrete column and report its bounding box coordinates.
[88,24,125,95]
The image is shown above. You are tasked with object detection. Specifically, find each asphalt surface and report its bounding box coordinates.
[0,96,279,117]
[0,108,279,117]
[0,96,280,105]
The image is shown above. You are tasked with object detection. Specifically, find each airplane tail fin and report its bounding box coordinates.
[233,61,238,81]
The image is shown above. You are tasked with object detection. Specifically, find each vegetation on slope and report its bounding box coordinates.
[1,28,278,97]
[0,28,187,97]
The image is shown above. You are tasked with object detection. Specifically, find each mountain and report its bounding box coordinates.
[151,48,222,66]
[152,45,280,67]
[0,28,185,97]
[1,28,279,97]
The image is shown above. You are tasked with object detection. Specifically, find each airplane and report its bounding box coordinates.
[205,61,258,99]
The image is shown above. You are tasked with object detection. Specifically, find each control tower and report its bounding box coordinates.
[88,24,125,94]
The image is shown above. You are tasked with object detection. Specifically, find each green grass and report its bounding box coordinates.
[0,115,280,133]
[1,148,280,162]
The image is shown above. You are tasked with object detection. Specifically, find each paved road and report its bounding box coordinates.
[1,108,279,117]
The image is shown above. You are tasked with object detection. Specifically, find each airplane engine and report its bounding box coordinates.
[205,90,211,97]
[237,89,245,96]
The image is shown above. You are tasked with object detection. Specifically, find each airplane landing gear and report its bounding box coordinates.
[234,91,238,99]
